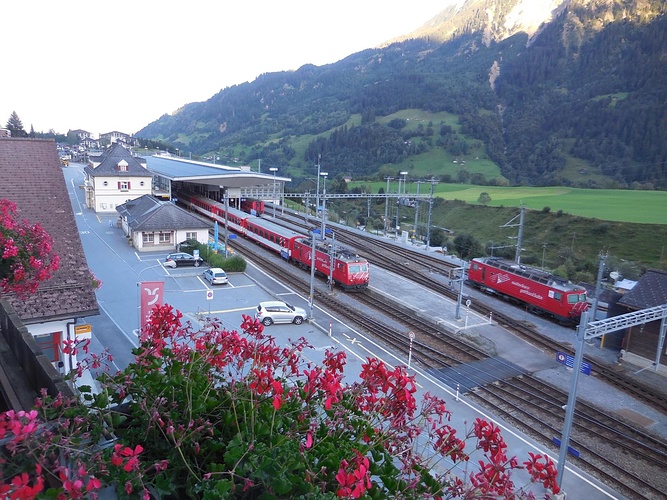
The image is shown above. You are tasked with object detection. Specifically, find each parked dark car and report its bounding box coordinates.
[164,252,204,268]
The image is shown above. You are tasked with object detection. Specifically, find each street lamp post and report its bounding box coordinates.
[269,167,278,217]
[320,172,328,236]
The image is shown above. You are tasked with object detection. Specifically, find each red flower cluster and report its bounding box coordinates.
[0,199,59,296]
[0,303,563,499]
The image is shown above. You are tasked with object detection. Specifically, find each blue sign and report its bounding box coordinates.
[556,351,591,376]
[213,221,219,251]
[552,437,580,458]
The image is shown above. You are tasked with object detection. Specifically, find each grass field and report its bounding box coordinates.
[356,182,667,225]
[434,185,667,224]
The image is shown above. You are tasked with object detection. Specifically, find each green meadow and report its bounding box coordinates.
[435,186,666,225]
[358,183,667,225]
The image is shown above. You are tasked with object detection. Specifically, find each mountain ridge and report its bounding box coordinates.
[137,0,667,188]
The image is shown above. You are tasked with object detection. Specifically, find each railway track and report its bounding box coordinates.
[226,231,667,498]
[274,211,667,414]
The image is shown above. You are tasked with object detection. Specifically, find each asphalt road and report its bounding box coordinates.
[62,164,272,372]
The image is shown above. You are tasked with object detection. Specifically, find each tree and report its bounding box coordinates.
[5,111,27,137]
[0,304,561,498]
[453,233,483,259]
[429,228,447,247]
[478,192,492,205]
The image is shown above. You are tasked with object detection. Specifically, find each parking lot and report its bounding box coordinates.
[63,164,320,371]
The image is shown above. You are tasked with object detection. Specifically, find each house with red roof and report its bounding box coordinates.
[0,135,99,409]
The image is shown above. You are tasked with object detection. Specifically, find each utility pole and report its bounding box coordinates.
[396,171,408,235]
[366,196,371,231]
[320,172,328,236]
[515,207,525,264]
[414,181,421,241]
[426,178,436,249]
[328,232,335,291]
[500,207,525,264]
[384,176,393,236]
[315,155,321,220]
[590,253,607,323]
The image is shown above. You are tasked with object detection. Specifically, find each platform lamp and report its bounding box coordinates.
[270,167,278,217]
[320,172,328,236]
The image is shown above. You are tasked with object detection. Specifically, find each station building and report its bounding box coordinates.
[145,154,290,208]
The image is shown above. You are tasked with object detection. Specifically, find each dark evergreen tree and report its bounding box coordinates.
[6,111,27,137]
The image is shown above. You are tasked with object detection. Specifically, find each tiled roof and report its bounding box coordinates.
[0,138,99,323]
[84,143,149,178]
[618,269,667,310]
[117,195,211,232]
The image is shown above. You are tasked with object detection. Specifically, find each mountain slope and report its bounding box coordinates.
[137,0,667,188]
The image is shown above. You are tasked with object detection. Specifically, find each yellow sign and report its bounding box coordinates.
[74,324,92,335]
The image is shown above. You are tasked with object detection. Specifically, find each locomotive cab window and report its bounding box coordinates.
[567,293,587,303]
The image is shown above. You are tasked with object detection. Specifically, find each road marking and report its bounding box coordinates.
[209,306,258,314]
[341,333,362,345]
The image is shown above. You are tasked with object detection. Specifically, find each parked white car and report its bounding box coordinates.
[255,301,306,326]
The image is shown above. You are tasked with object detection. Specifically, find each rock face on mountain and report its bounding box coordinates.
[137,0,667,188]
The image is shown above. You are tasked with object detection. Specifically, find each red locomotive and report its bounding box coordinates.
[467,257,588,323]
[240,199,265,215]
[177,192,369,290]
[291,237,370,291]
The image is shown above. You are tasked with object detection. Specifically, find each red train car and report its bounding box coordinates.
[467,257,588,323]
[292,237,369,291]
[241,199,265,216]
[176,191,369,290]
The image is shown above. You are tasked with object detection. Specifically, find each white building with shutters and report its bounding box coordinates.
[84,143,152,213]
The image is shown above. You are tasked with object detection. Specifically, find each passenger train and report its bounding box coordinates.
[177,192,369,290]
[467,256,589,323]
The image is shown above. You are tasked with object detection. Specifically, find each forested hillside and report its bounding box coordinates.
[137,0,667,189]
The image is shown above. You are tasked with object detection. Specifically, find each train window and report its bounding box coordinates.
[472,263,479,270]
[579,293,587,302]
[567,294,578,304]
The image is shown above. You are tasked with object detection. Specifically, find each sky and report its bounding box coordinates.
[1,1,451,137]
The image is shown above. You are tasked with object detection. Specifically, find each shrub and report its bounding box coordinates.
[189,240,247,272]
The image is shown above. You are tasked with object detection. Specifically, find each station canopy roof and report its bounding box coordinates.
[145,155,290,188]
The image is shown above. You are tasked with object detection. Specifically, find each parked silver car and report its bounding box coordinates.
[203,267,228,285]
[255,301,307,326]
